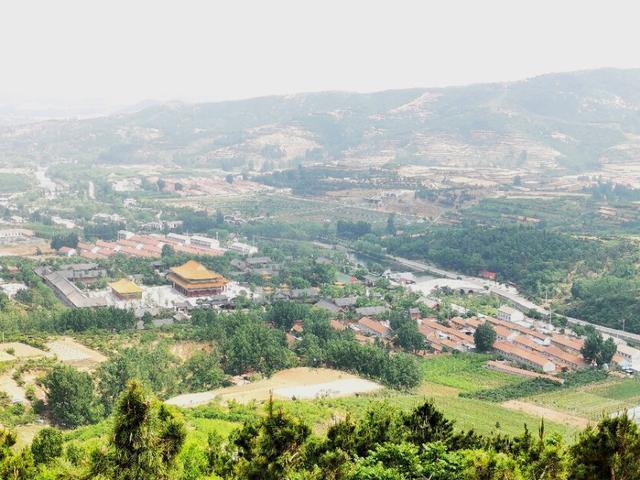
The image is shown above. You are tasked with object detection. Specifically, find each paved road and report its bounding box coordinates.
[386,254,640,344]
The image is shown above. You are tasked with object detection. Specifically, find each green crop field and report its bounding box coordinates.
[296,381,579,440]
[421,353,524,392]
[269,354,580,440]
[528,378,640,420]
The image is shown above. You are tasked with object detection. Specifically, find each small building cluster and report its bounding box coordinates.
[36,264,108,308]
[72,232,225,260]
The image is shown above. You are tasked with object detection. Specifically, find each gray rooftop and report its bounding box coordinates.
[44,271,107,308]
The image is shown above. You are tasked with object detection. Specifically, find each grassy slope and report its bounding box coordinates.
[276,354,579,440]
[56,354,624,451]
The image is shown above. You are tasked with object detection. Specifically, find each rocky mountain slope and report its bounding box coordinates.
[2,68,640,172]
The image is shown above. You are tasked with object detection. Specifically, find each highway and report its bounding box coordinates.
[386,254,640,345]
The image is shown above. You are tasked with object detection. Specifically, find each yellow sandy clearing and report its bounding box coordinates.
[167,367,382,407]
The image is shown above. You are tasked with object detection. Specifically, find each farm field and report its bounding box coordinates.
[167,193,398,227]
[528,377,640,420]
[168,354,637,440]
[281,372,579,439]
[211,355,583,439]
[420,353,524,392]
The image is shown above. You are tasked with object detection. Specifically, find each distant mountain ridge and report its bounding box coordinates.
[2,68,640,172]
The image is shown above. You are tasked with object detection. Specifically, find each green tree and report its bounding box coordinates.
[50,232,79,250]
[161,244,175,258]
[97,345,180,414]
[581,331,617,367]
[30,427,63,465]
[179,351,228,392]
[215,210,225,225]
[230,400,311,480]
[42,365,100,428]
[386,213,397,235]
[401,401,454,446]
[222,319,295,375]
[597,337,617,366]
[474,322,497,352]
[90,381,186,480]
[267,301,309,331]
[571,415,640,480]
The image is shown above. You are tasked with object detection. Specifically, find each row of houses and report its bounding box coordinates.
[286,315,392,347]
[416,314,587,373]
[420,309,640,374]
[71,232,225,260]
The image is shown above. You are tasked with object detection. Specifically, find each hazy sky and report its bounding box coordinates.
[2,0,640,107]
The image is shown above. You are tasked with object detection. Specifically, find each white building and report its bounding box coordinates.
[228,241,258,256]
[616,343,640,371]
[124,198,137,209]
[167,233,190,244]
[163,220,183,230]
[190,235,220,250]
[497,305,525,325]
[92,213,125,223]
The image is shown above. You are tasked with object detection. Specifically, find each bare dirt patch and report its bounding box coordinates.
[169,340,212,361]
[0,371,26,403]
[0,239,53,257]
[46,337,107,370]
[502,400,590,428]
[0,342,51,359]
[166,367,382,407]
[14,424,46,449]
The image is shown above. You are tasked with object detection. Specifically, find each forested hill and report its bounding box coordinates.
[3,68,640,171]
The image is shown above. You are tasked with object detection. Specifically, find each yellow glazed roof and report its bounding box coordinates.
[109,278,143,294]
[169,260,223,281]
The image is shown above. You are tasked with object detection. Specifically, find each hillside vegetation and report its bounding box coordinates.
[3,68,640,171]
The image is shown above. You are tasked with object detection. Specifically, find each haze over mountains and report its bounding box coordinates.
[3,68,640,172]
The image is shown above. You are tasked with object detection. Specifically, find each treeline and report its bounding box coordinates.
[337,220,372,239]
[49,232,78,250]
[41,343,229,429]
[83,222,124,241]
[586,180,640,202]
[567,274,640,333]
[7,381,639,479]
[385,224,611,298]
[37,306,422,431]
[189,308,421,389]
[54,307,136,332]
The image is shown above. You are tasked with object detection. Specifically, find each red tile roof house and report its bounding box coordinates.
[356,317,391,338]
[494,341,556,373]
[550,335,584,354]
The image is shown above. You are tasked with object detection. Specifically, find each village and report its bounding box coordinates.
[1,219,640,384]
